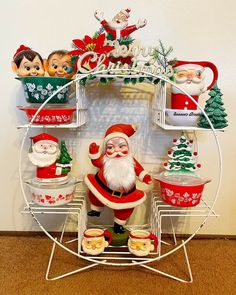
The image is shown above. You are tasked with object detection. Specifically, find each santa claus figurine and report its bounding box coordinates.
[94,8,147,40]
[84,124,152,234]
[28,133,72,183]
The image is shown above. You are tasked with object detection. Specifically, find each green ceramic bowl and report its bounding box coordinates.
[16,76,72,104]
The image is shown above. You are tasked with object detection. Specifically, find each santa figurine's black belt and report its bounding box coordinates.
[94,173,136,198]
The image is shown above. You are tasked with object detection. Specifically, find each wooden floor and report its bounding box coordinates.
[0,235,236,295]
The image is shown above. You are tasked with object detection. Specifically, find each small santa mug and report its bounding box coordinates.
[82,228,112,256]
[171,60,218,110]
[128,230,158,257]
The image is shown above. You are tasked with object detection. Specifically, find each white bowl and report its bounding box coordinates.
[25,176,80,206]
[165,109,201,127]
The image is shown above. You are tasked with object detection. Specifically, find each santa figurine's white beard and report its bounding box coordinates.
[172,78,206,96]
[108,20,128,30]
[28,149,59,167]
[103,154,136,192]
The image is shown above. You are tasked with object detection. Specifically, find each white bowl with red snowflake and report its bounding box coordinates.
[25,176,80,206]
[154,172,211,207]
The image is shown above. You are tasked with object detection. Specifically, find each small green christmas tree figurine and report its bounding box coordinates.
[57,141,72,174]
[163,135,201,174]
[198,81,228,129]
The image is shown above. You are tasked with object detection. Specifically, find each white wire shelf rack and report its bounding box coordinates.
[18,70,223,282]
[150,190,219,256]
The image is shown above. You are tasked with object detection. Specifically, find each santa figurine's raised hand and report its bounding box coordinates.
[94,8,147,40]
[28,133,72,183]
[84,124,152,234]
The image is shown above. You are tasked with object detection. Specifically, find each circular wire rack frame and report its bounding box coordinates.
[19,68,223,267]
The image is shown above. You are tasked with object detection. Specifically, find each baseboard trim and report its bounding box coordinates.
[0,231,235,239]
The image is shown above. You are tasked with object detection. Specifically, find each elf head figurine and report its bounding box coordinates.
[45,50,76,78]
[94,8,147,40]
[28,133,72,182]
[84,123,152,234]
[12,45,45,77]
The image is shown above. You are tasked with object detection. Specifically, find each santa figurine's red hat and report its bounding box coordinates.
[121,8,131,18]
[104,123,137,146]
[31,133,58,145]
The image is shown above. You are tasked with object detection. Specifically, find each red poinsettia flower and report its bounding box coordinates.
[69,33,114,70]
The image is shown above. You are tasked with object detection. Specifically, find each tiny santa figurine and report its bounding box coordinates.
[94,8,147,40]
[28,133,72,183]
[84,124,152,234]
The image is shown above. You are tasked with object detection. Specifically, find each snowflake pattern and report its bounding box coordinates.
[162,188,202,206]
[28,114,72,124]
[24,83,68,102]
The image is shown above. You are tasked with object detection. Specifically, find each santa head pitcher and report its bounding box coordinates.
[171,60,218,110]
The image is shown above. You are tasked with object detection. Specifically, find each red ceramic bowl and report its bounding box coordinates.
[154,173,211,207]
[19,105,76,125]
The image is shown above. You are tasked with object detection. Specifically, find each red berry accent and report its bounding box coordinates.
[168,151,172,155]
[197,164,201,168]
[45,195,51,200]
[164,163,168,166]
[190,140,193,143]
[173,139,177,142]
[193,152,198,156]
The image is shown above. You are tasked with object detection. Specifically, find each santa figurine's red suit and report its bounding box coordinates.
[84,124,152,234]
[28,133,69,183]
[94,8,147,40]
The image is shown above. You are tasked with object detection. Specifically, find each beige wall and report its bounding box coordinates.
[0,0,235,234]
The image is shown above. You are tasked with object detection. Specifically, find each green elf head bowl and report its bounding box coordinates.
[16,76,73,104]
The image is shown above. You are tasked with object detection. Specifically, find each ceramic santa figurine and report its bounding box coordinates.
[84,124,152,234]
[171,60,218,110]
[28,133,72,183]
[94,8,147,40]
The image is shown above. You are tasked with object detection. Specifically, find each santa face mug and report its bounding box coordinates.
[128,230,158,257]
[171,61,218,110]
[82,228,112,255]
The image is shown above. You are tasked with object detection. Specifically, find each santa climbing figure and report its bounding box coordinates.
[28,133,72,183]
[94,8,147,40]
[84,124,152,234]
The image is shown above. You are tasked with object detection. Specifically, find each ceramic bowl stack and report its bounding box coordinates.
[17,76,75,125]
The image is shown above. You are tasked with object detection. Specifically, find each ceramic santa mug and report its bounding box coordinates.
[128,230,158,257]
[82,228,112,255]
[171,60,218,110]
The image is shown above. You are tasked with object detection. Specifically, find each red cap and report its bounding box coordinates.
[31,133,58,144]
[13,44,31,59]
[104,124,137,145]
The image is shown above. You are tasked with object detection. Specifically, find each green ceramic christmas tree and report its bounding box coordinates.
[57,141,72,174]
[198,82,228,129]
[163,135,201,174]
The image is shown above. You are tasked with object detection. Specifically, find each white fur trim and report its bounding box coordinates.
[114,217,127,225]
[175,64,204,71]
[89,152,101,160]
[35,140,58,146]
[91,204,104,212]
[104,132,130,146]
[138,170,148,182]
[84,175,146,210]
